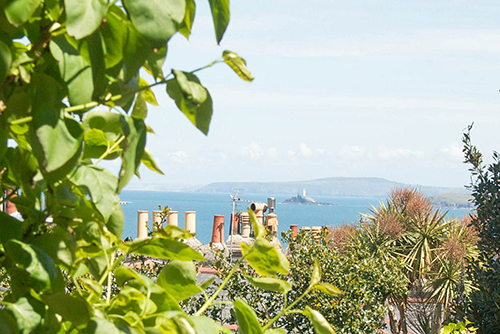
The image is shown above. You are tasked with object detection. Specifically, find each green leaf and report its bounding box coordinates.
[166,71,213,135]
[233,298,263,334]
[4,0,41,27]
[191,316,220,334]
[31,233,74,269]
[69,164,119,222]
[107,202,125,238]
[0,39,12,84]
[5,240,58,292]
[123,0,185,46]
[241,238,289,277]
[198,277,215,291]
[65,0,108,39]
[101,6,127,68]
[88,32,107,100]
[179,0,195,40]
[83,111,122,142]
[264,330,287,334]
[131,92,148,119]
[223,50,254,82]
[141,149,164,175]
[5,298,41,333]
[85,128,108,146]
[303,307,335,334]
[208,0,230,44]
[0,309,19,333]
[156,260,202,301]
[50,36,94,107]
[0,212,24,243]
[129,237,205,261]
[117,115,146,192]
[145,46,167,80]
[310,259,321,287]
[314,283,341,296]
[249,208,264,238]
[86,317,121,334]
[114,266,155,289]
[42,293,91,326]
[30,73,83,175]
[244,276,292,294]
[139,77,158,106]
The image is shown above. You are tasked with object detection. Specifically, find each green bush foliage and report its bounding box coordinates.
[454,126,500,333]
[197,229,407,334]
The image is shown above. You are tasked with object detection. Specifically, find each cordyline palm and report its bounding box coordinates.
[400,209,449,282]
[360,200,405,262]
[428,217,479,319]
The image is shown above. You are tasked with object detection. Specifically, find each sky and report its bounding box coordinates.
[126,0,500,189]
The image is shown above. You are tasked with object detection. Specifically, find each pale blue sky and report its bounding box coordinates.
[127,0,500,188]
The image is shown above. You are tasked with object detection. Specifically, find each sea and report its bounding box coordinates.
[119,190,472,245]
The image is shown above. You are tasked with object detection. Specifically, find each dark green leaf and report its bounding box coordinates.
[5,298,41,333]
[303,306,335,334]
[42,293,91,326]
[172,69,207,103]
[0,39,12,84]
[166,71,213,135]
[5,240,58,292]
[179,0,195,40]
[102,6,127,68]
[0,211,24,243]
[129,237,205,261]
[4,0,41,27]
[49,36,94,107]
[241,238,289,277]
[145,46,167,80]
[131,92,147,119]
[65,0,108,39]
[223,50,254,82]
[244,276,292,294]
[107,202,125,238]
[31,233,74,269]
[314,283,341,296]
[208,0,230,44]
[123,0,185,46]
[88,32,107,100]
[117,115,146,191]
[69,164,119,222]
[141,149,163,175]
[30,73,83,175]
[0,309,19,333]
[233,298,263,334]
[156,260,202,301]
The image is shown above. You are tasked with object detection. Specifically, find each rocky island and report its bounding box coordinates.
[282,189,334,206]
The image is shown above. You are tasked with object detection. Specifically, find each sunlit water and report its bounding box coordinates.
[120,190,471,245]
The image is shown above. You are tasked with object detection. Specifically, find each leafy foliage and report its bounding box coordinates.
[0,1,334,333]
[454,125,500,333]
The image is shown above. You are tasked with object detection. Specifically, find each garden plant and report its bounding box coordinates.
[0,0,337,333]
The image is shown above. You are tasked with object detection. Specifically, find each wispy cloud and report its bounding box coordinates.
[377,147,424,161]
